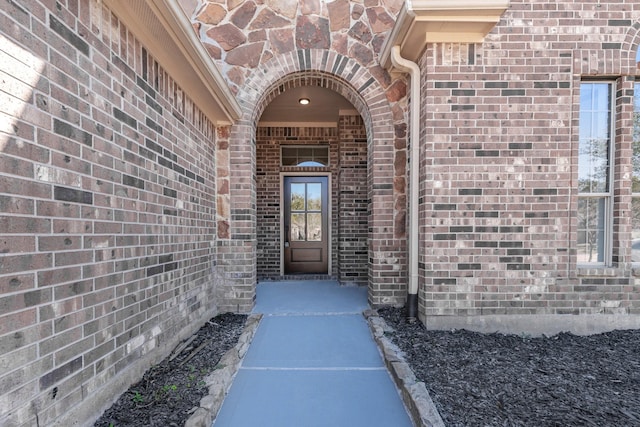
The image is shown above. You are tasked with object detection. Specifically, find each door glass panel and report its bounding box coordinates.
[290,184,305,211]
[291,213,305,241]
[307,183,322,211]
[307,213,322,241]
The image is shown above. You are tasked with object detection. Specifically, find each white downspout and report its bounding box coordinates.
[390,45,420,321]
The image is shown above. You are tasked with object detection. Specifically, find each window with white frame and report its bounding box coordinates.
[577,82,614,265]
[632,82,640,263]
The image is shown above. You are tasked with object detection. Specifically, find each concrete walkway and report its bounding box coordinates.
[212,280,414,427]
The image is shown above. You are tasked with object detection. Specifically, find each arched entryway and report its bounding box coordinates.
[255,79,368,284]
[216,50,407,311]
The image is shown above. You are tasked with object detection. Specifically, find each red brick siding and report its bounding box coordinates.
[0,2,220,425]
[338,115,369,285]
[417,0,640,318]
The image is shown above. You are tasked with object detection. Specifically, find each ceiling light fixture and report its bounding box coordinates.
[298,98,310,105]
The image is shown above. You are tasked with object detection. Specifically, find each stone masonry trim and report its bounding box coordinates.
[365,309,445,427]
[184,313,262,427]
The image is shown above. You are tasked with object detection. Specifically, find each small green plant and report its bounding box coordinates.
[131,391,144,404]
[187,374,196,388]
[165,384,177,392]
[156,384,178,400]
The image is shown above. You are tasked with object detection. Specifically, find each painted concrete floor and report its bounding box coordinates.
[212,280,414,427]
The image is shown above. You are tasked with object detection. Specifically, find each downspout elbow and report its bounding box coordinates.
[390,46,420,323]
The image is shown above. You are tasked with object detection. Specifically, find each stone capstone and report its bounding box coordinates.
[226,66,246,89]
[371,33,386,54]
[352,3,365,20]
[348,21,373,44]
[300,0,321,16]
[196,3,227,25]
[350,41,374,66]
[203,42,221,60]
[331,32,349,56]
[366,7,395,33]
[369,65,392,88]
[227,0,244,11]
[295,15,330,49]
[249,29,267,42]
[382,0,404,15]
[206,23,246,51]
[266,0,299,19]
[328,0,350,31]
[386,79,407,103]
[269,28,295,54]
[231,1,257,29]
[226,42,265,67]
[249,8,291,30]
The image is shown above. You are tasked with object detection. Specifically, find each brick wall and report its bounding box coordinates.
[417,0,640,320]
[255,116,368,285]
[0,2,222,425]
[337,115,369,285]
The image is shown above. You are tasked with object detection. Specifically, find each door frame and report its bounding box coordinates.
[280,172,332,276]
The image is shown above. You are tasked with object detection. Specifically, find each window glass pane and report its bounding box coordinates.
[307,183,322,211]
[280,146,328,166]
[290,213,305,241]
[577,197,606,264]
[307,213,322,241]
[282,156,297,166]
[290,184,305,211]
[578,83,610,193]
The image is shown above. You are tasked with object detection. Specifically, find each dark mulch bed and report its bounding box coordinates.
[378,307,640,427]
[94,313,247,427]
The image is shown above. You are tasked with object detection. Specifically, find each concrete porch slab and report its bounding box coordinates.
[243,314,384,368]
[212,368,414,427]
[253,280,369,315]
[212,281,413,427]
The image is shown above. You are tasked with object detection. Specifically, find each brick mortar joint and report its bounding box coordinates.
[364,309,445,427]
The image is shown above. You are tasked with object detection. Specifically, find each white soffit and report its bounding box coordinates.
[381,0,510,69]
[105,0,241,125]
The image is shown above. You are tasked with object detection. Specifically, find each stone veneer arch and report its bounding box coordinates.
[216,49,407,311]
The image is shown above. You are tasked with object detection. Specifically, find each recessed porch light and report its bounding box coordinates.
[298,98,310,105]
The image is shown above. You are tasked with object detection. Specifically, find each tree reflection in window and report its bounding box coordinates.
[577,82,611,264]
[289,182,322,242]
[282,146,329,166]
[632,81,640,262]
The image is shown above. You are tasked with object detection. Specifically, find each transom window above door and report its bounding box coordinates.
[281,146,329,167]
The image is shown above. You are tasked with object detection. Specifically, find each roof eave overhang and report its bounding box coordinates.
[105,0,241,126]
[380,0,510,71]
